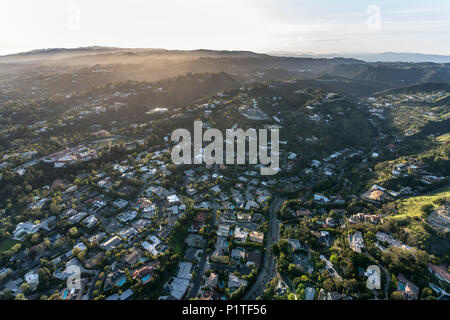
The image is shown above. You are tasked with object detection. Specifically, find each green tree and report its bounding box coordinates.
[330,254,339,265]
[19,283,31,295]
[391,291,403,300]
[37,268,52,291]
[69,227,78,237]
[272,243,280,257]
[323,278,335,292]
[48,292,62,300]
[15,293,27,300]
[420,204,434,216]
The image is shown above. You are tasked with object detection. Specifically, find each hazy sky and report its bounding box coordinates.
[1,0,450,55]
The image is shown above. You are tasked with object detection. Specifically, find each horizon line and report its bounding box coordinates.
[2,45,450,58]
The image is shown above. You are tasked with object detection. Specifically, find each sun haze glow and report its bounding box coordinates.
[0,0,449,55]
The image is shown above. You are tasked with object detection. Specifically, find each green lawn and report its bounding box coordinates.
[437,133,450,143]
[390,185,450,220]
[0,239,19,253]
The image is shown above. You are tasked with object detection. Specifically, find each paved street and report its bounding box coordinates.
[187,201,218,299]
[243,196,285,300]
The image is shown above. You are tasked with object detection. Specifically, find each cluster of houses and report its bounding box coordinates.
[43,145,98,168]
[1,84,449,302]
[2,144,98,176]
[375,232,412,252]
[12,216,57,240]
[390,159,446,187]
[7,130,277,300]
[366,91,448,106]
[349,212,381,224]
[1,143,195,299]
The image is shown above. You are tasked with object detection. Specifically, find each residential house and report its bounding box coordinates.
[101,236,122,251]
[348,231,365,253]
[234,227,248,243]
[397,274,420,300]
[248,231,264,244]
[228,273,247,289]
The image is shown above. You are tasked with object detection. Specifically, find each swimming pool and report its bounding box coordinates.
[62,289,68,299]
[141,274,151,282]
[117,277,126,287]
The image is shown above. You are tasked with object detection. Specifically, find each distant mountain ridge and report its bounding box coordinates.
[1,47,449,95]
[374,82,450,96]
[270,51,450,64]
[0,46,267,63]
[3,47,450,63]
